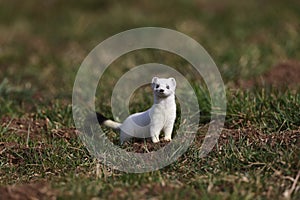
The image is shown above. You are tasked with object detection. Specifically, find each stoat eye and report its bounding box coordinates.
[166,85,170,89]
[155,84,160,88]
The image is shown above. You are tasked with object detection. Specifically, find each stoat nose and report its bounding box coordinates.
[159,89,164,93]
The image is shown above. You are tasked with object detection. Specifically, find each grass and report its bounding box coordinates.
[226,89,300,132]
[0,0,300,199]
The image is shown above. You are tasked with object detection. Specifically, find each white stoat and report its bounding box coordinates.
[95,77,176,144]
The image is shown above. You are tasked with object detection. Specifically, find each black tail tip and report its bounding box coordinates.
[95,112,108,124]
[84,112,108,125]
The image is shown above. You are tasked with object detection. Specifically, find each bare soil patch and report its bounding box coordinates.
[238,60,300,89]
[1,116,48,141]
[0,115,77,142]
[0,182,56,200]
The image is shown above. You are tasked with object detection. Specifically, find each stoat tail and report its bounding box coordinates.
[95,112,122,130]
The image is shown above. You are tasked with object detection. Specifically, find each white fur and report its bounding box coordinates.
[102,77,176,144]
[103,120,121,130]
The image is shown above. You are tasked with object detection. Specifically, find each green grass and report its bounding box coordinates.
[0,0,300,199]
[227,89,300,132]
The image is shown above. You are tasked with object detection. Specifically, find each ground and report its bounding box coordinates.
[0,0,299,199]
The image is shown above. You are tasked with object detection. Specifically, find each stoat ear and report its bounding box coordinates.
[152,77,158,84]
[169,77,176,88]
[151,77,159,88]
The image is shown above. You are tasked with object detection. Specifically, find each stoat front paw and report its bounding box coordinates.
[151,137,160,143]
[163,137,172,142]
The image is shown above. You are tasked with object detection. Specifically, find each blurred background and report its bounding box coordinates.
[0,0,299,112]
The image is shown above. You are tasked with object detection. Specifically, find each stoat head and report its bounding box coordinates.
[151,77,176,98]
